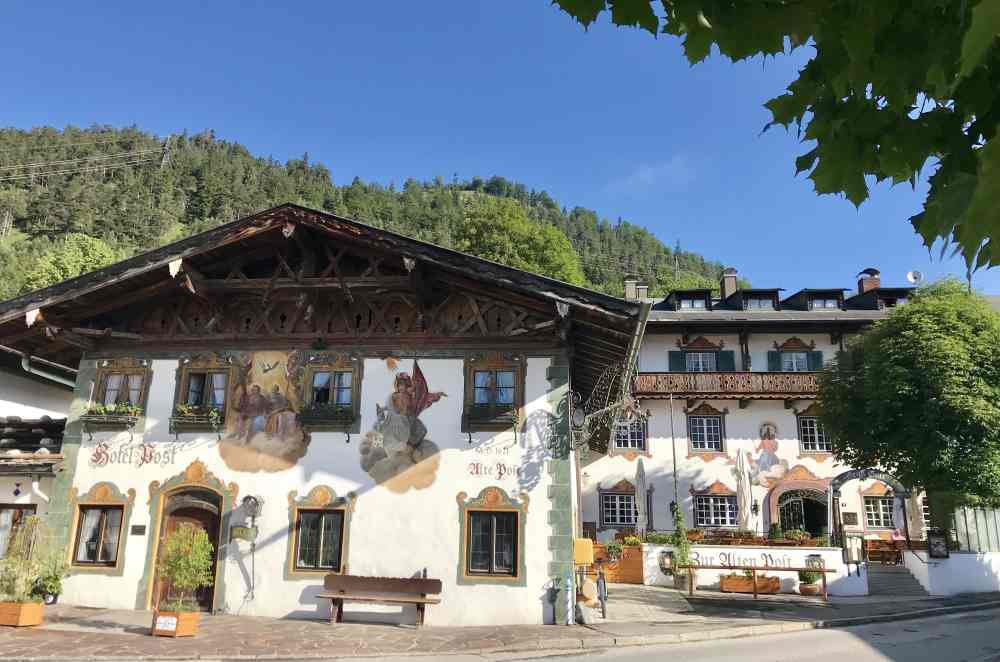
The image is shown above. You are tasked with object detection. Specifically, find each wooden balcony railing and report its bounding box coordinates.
[633,372,818,398]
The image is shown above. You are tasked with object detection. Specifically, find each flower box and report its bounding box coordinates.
[79,414,139,429]
[296,405,355,429]
[0,602,43,627]
[169,415,223,434]
[151,610,200,637]
[719,575,780,594]
[798,583,822,596]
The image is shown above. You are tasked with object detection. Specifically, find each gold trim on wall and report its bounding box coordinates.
[67,481,136,575]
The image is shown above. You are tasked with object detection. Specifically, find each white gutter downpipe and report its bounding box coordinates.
[30,479,49,503]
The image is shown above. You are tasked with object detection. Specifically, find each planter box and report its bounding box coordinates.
[151,610,200,637]
[79,414,139,430]
[0,602,43,627]
[799,583,822,596]
[169,416,223,435]
[719,575,780,594]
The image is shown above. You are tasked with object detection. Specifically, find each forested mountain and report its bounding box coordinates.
[0,126,734,300]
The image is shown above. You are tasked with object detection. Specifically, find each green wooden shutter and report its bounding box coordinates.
[668,351,686,372]
[717,351,736,372]
[767,351,781,372]
[807,351,824,371]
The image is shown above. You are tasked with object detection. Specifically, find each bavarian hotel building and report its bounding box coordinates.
[580,269,927,549]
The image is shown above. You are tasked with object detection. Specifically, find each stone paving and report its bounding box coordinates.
[0,588,998,660]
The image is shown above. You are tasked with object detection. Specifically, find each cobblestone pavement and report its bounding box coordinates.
[0,589,998,660]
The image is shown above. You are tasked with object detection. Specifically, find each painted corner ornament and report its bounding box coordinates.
[359,360,446,491]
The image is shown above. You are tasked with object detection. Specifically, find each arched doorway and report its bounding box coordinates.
[153,488,222,611]
[778,489,828,537]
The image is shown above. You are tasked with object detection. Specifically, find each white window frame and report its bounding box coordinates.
[695,495,738,527]
[746,297,774,310]
[798,416,831,452]
[601,493,637,527]
[810,298,839,310]
[781,351,809,372]
[864,496,895,529]
[613,418,646,451]
[680,298,706,309]
[685,352,717,372]
[689,415,723,451]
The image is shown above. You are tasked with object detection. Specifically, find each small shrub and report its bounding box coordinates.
[768,523,783,540]
[32,551,69,599]
[669,502,692,576]
[644,531,673,545]
[785,528,810,542]
[157,523,214,612]
[0,516,43,603]
[604,541,623,560]
[798,570,822,584]
[622,535,643,546]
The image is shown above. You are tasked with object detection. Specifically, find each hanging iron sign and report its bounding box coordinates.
[830,469,910,498]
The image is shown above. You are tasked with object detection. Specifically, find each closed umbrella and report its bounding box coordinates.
[736,451,752,531]
[635,458,648,538]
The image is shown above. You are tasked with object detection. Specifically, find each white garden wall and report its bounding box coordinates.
[904,551,1000,595]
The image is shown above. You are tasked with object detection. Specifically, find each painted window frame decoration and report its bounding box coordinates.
[691,480,738,528]
[668,337,736,373]
[768,338,823,373]
[597,479,653,530]
[611,417,647,453]
[86,358,153,422]
[285,485,356,579]
[0,504,37,558]
[686,402,727,455]
[462,352,525,433]
[864,495,895,529]
[67,482,136,576]
[797,405,832,453]
[292,352,362,432]
[171,353,237,433]
[456,487,528,586]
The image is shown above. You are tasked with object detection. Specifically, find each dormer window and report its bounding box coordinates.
[881,296,907,308]
[679,298,706,309]
[809,298,840,310]
[746,297,774,310]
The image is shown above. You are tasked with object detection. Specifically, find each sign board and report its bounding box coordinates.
[842,512,859,526]
[130,525,146,536]
[230,525,258,543]
[154,614,177,632]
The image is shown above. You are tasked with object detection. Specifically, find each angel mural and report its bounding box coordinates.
[359,360,446,490]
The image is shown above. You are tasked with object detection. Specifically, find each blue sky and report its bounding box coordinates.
[2,1,996,293]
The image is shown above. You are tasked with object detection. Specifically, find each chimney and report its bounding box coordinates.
[624,277,639,301]
[720,267,739,300]
[857,267,881,294]
[635,283,649,300]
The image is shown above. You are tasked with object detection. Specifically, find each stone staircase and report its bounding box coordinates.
[867,563,928,596]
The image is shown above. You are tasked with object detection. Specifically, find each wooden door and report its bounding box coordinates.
[155,506,219,611]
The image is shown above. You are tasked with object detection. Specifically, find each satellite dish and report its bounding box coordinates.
[906,270,923,285]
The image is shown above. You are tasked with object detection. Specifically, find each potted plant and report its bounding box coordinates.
[785,528,811,545]
[151,523,215,638]
[32,551,69,605]
[169,404,223,436]
[720,568,781,594]
[669,503,696,591]
[0,516,44,627]
[621,535,643,547]
[798,570,823,596]
[80,402,143,431]
[604,541,623,561]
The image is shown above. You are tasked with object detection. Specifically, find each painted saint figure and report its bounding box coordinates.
[234,384,270,442]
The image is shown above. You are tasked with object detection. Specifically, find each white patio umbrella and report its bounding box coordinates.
[635,458,648,538]
[736,451,753,531]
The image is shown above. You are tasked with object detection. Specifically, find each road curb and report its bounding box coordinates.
[7,600,1000,661]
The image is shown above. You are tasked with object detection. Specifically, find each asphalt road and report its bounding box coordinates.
[493,609,1000,662]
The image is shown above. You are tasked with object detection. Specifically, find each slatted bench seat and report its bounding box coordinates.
[316,574,442,626]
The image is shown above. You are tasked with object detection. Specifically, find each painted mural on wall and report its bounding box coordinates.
[747,421,789,487]
[359,359,446,492]
[218,351,309,473]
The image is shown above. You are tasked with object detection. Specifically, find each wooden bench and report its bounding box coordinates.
[317,574,442,626]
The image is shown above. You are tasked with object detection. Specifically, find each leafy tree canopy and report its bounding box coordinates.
[553,1,1000,269]
[818,280,1000,501]
[0,126,734,299]
[455,195,586,285]
[20,233,118,294]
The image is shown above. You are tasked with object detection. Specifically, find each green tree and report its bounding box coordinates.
[552,1,1000,269]
[818,280,1000,506]
[20,233,118,293]
[157,523,215,612]
[455,195,586,284]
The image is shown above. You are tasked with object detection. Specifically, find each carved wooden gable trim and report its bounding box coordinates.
[774,337,816,352]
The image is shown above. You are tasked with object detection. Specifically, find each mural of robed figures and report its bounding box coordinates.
[218,350,309,473]
[360,359,446,492]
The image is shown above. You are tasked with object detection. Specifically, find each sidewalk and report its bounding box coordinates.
[1,589,998,660]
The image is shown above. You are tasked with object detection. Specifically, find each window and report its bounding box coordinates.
[810,298,840,310]
[864,496,894,529]
[685,352,716,372]
[922,497,931,534]
[467,511,517,576]
[184,371,229,411]
[613,418,646,451]
[96,370,147,409]
[798,416,831,452]
[464,356,523,431]
[781,352,809,372]
[72,506,123,566]
[689,416,723,451]
[601,493,637,527]
[680,298,706,309]
[746,297,774,310]
[0,505,36,558]
[695,495,738,527]
[310,370,353,407]
[294,509,345,571]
